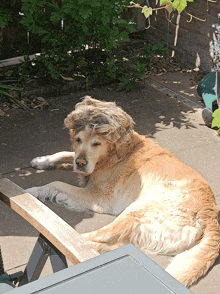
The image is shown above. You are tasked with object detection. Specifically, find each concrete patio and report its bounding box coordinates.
[1,75,220,293]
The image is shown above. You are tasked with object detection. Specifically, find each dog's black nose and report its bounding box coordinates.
[76,155,87,167]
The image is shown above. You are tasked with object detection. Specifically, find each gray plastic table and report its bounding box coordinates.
[8,244,193,294]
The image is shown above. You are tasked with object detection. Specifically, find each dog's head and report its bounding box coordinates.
[64,96,134,175]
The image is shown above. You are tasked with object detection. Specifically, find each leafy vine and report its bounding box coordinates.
[128,0,210,57]
[128,0,206,22]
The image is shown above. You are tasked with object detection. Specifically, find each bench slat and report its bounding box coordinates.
[0,178,99,264]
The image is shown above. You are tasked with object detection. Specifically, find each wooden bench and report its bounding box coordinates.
[0,178,99,287]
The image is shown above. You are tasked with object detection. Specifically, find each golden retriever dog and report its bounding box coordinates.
[27,96,220,287]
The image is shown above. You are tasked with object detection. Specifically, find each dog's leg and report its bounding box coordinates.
[83,215,220,288]
[26,181,106,213]
[85,240,125,253]
[81,210,141,253]
[30,151,75,170]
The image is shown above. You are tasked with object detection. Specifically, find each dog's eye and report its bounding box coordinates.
[76,137,81,143]
[93,142,101,147]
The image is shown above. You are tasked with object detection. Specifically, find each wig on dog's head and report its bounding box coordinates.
[64,96,134,155]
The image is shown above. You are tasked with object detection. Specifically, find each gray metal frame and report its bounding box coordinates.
[0,234,68,293]
[9,244,194,294]
[18,234,67,286]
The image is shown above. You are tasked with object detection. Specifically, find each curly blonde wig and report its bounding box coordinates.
[64,96,134,145]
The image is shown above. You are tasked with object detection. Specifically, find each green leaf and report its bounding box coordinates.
[82,24,89,34]
[0,85,22,91]
[113,40,118,49]
[152,43,169,55]
[0,89,13,97]
[142,6,152,19]
[0,12,12,29]
[160,0,193,13]
[166,1,173,13]
[211,108,220,128]
[160,0,169,5]
[0,83,22,98]
[172,0,187,13]
[79,8,92,19]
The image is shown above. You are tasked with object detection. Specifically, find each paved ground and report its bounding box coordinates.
[1,73,220,293]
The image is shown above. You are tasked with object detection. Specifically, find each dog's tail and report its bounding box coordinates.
[165,219,220,287]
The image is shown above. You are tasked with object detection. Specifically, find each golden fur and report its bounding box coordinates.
[28,96,220,288]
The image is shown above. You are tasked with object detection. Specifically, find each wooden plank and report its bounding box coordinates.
[0,178,99,264]
[0,54,38,67]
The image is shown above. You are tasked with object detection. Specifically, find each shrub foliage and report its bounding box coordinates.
[19,0,136,81]
[1,0,169,90]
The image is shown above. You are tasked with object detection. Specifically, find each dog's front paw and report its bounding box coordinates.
[26,184,62,203]
[31,156,54,170]
[26,186,55,202]
[26,187,41,199]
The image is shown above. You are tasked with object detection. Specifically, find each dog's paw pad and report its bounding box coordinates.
[31,156,54,169]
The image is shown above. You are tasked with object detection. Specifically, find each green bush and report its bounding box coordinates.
[20,0,136,80]
[0,1,25,59]
[0,1,21,29]
[0,0,43,59]
[1,1,169,91]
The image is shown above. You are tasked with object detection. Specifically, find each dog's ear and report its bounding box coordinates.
[115,142,130,160]
[113,127,132,160]
[64,111,84,131]
[64,111,74,129]
[64,113,77,148]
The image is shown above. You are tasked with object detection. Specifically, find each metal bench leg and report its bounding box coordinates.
[19,234,68,286]
[49,237,68,273]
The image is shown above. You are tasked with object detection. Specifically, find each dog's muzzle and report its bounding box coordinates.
[75,155,87,172]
